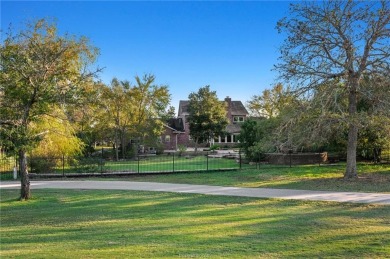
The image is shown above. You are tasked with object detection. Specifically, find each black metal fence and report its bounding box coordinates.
[1,148,389,179]
[24,151,247,177]
[0,156,17,180]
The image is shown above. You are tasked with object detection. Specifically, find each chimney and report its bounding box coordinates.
[225,96,232,123]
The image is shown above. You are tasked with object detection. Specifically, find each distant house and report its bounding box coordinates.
[160,118,186,150]
[161,96,249,149]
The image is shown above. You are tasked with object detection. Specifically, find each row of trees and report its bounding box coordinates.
[70,75,172,160]
[241,81,390,162]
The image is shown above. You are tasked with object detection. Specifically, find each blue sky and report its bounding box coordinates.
[1,1,290,112]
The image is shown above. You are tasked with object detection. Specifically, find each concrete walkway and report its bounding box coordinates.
[1,180,390,205]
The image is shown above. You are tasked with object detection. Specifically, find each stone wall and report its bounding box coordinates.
[265,152,328,165]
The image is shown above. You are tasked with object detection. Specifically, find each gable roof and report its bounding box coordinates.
[178,99,248,116]
[165,118,185,132]
[230,101,249,116]
[178,100,189,116]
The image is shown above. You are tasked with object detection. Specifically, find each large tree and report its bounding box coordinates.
[101,78,133,160]
[0,19,100,199]
[276,0,390,178]
[187,86,228,151]
[101,74,171,159]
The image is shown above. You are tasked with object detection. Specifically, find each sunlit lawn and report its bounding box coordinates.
[1,189,389,258]
[103,155,241,172]
[125,163,390,193]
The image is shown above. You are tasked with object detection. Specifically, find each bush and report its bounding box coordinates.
[177,145,187,156]
[29,157,58,174]
[209,144,220,152]
[70,157,101,174]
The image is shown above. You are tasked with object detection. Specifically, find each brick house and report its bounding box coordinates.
[161,96,249,149]
[160,118,186,150]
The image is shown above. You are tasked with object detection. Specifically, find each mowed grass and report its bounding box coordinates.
[124,163,390,193]
[104,155,241,172]
[1,189,389,258]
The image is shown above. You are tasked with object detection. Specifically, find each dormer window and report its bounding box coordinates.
[233,116,245,123]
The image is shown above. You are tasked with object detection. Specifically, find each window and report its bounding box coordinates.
[165,135,171,143]
[227,135,232,143]
[233,116,245,123]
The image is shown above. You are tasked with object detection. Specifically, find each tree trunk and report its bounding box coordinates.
[114,130,119,161]
[344,84,358,179]
[19,149,31,200]
[194,138,198,155]
[345,123,358,178]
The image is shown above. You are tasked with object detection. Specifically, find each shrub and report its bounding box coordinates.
[177,145,187,156]
[209,144,220,152]
[70,157,101,174]
[29,157,58,174]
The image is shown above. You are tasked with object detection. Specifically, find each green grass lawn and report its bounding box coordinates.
[103,155,241,172]
[0,155,242,179]
[1,189,389,258]
[124,163,390,193]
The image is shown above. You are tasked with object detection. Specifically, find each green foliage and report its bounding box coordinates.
[209,144,220,152]
[31,107,84,157]
[247,83,296,118]
[29,157,57,174]
[188,86,228,145]
[0,18,100,198]
[238,119,260,160]
[71,157,101,174]
[275,1,390,177]
[238,118,281,161]
[177,144,187,156]
[100,74,171,160]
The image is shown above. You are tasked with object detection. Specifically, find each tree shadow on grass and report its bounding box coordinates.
[257,171,390,193]
[1,189,390,257]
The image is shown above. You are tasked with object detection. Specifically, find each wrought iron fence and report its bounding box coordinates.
[25,151,248,177]
[0,156,17,180]
[2,148,388,179]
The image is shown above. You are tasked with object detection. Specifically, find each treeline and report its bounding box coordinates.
[240,82,390,162]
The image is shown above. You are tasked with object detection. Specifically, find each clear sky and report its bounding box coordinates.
[1,1,291,113]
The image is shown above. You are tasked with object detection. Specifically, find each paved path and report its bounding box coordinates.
[1,180,390,205]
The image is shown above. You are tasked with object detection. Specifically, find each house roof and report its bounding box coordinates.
[178,99,248,116]
[165,118,185,132]
[226,124,242,134]
[230,101,249,116]
[178,100,190,116]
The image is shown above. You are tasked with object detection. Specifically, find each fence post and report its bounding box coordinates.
[101,147,104,174]
[239,150,242,170]
[15,155,19,178]
[206,152,209,171]
[61,155,64,177]
[137,154,140,173]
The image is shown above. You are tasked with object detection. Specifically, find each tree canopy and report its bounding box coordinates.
[188,86,228,150]
[276,0,390,178]
[100,74,171,159]
[0,18,100,199]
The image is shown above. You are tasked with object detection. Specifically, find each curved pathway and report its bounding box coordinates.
[1,180,389,205]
